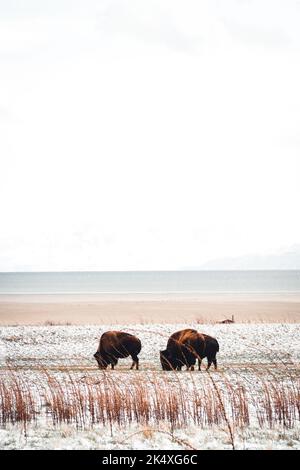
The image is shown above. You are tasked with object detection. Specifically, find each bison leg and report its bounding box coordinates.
[206,360,212,371]
[190,365,195,371]
[198,359,202,371]
[213,358,217,370]
[111,358,118,370]
[130,355,139,370]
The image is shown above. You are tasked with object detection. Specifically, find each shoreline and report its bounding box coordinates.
[1,291,300,301]
[0,292,300,325]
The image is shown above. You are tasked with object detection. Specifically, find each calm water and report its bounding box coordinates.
[0,271,299,294]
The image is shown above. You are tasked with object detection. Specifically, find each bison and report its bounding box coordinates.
[160,329,219,371]
[160,329,204,371]
[94,331,141,370]
[199,334,219,371]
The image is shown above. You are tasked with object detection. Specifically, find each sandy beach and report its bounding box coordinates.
[0,292,299,325]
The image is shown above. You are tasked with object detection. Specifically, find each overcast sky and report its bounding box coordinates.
[1,0,300,271]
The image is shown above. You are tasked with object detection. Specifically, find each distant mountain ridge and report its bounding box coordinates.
[194,245,300,270]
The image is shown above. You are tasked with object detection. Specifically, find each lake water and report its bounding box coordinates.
[0,271,299,294]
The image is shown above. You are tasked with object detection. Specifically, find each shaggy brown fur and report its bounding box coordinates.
[94,331,141,370]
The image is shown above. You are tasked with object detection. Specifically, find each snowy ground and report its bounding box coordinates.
[1,422,299,450]
[0,323,299,450]
[1,323,300,368]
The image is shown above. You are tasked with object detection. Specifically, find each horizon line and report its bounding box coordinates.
[1,268,300,274]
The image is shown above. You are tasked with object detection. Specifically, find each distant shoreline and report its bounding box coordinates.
[1,290,300,296]
[0,292,299,325]
[0,291,300,299]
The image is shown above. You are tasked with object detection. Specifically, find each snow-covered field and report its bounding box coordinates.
[0,323,299,450]
[2,323,300,368]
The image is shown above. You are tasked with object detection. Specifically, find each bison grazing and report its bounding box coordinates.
[199,334,219,371]
[160,329,219,371]
[160,329,205,371]
[94,331,141,370]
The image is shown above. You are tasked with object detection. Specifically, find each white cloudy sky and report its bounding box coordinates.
[1,0,300,271]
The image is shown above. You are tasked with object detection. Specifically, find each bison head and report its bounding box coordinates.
[93,351,108,369]
[160,349,176,371]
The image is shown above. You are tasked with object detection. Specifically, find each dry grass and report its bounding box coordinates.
[3,335,22,343]
[0,366,299,448]
[0,368,37,434]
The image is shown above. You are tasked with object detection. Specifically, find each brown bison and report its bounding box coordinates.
[94,331,141,370]
[199,333,219,370]
[160,329,219,371]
